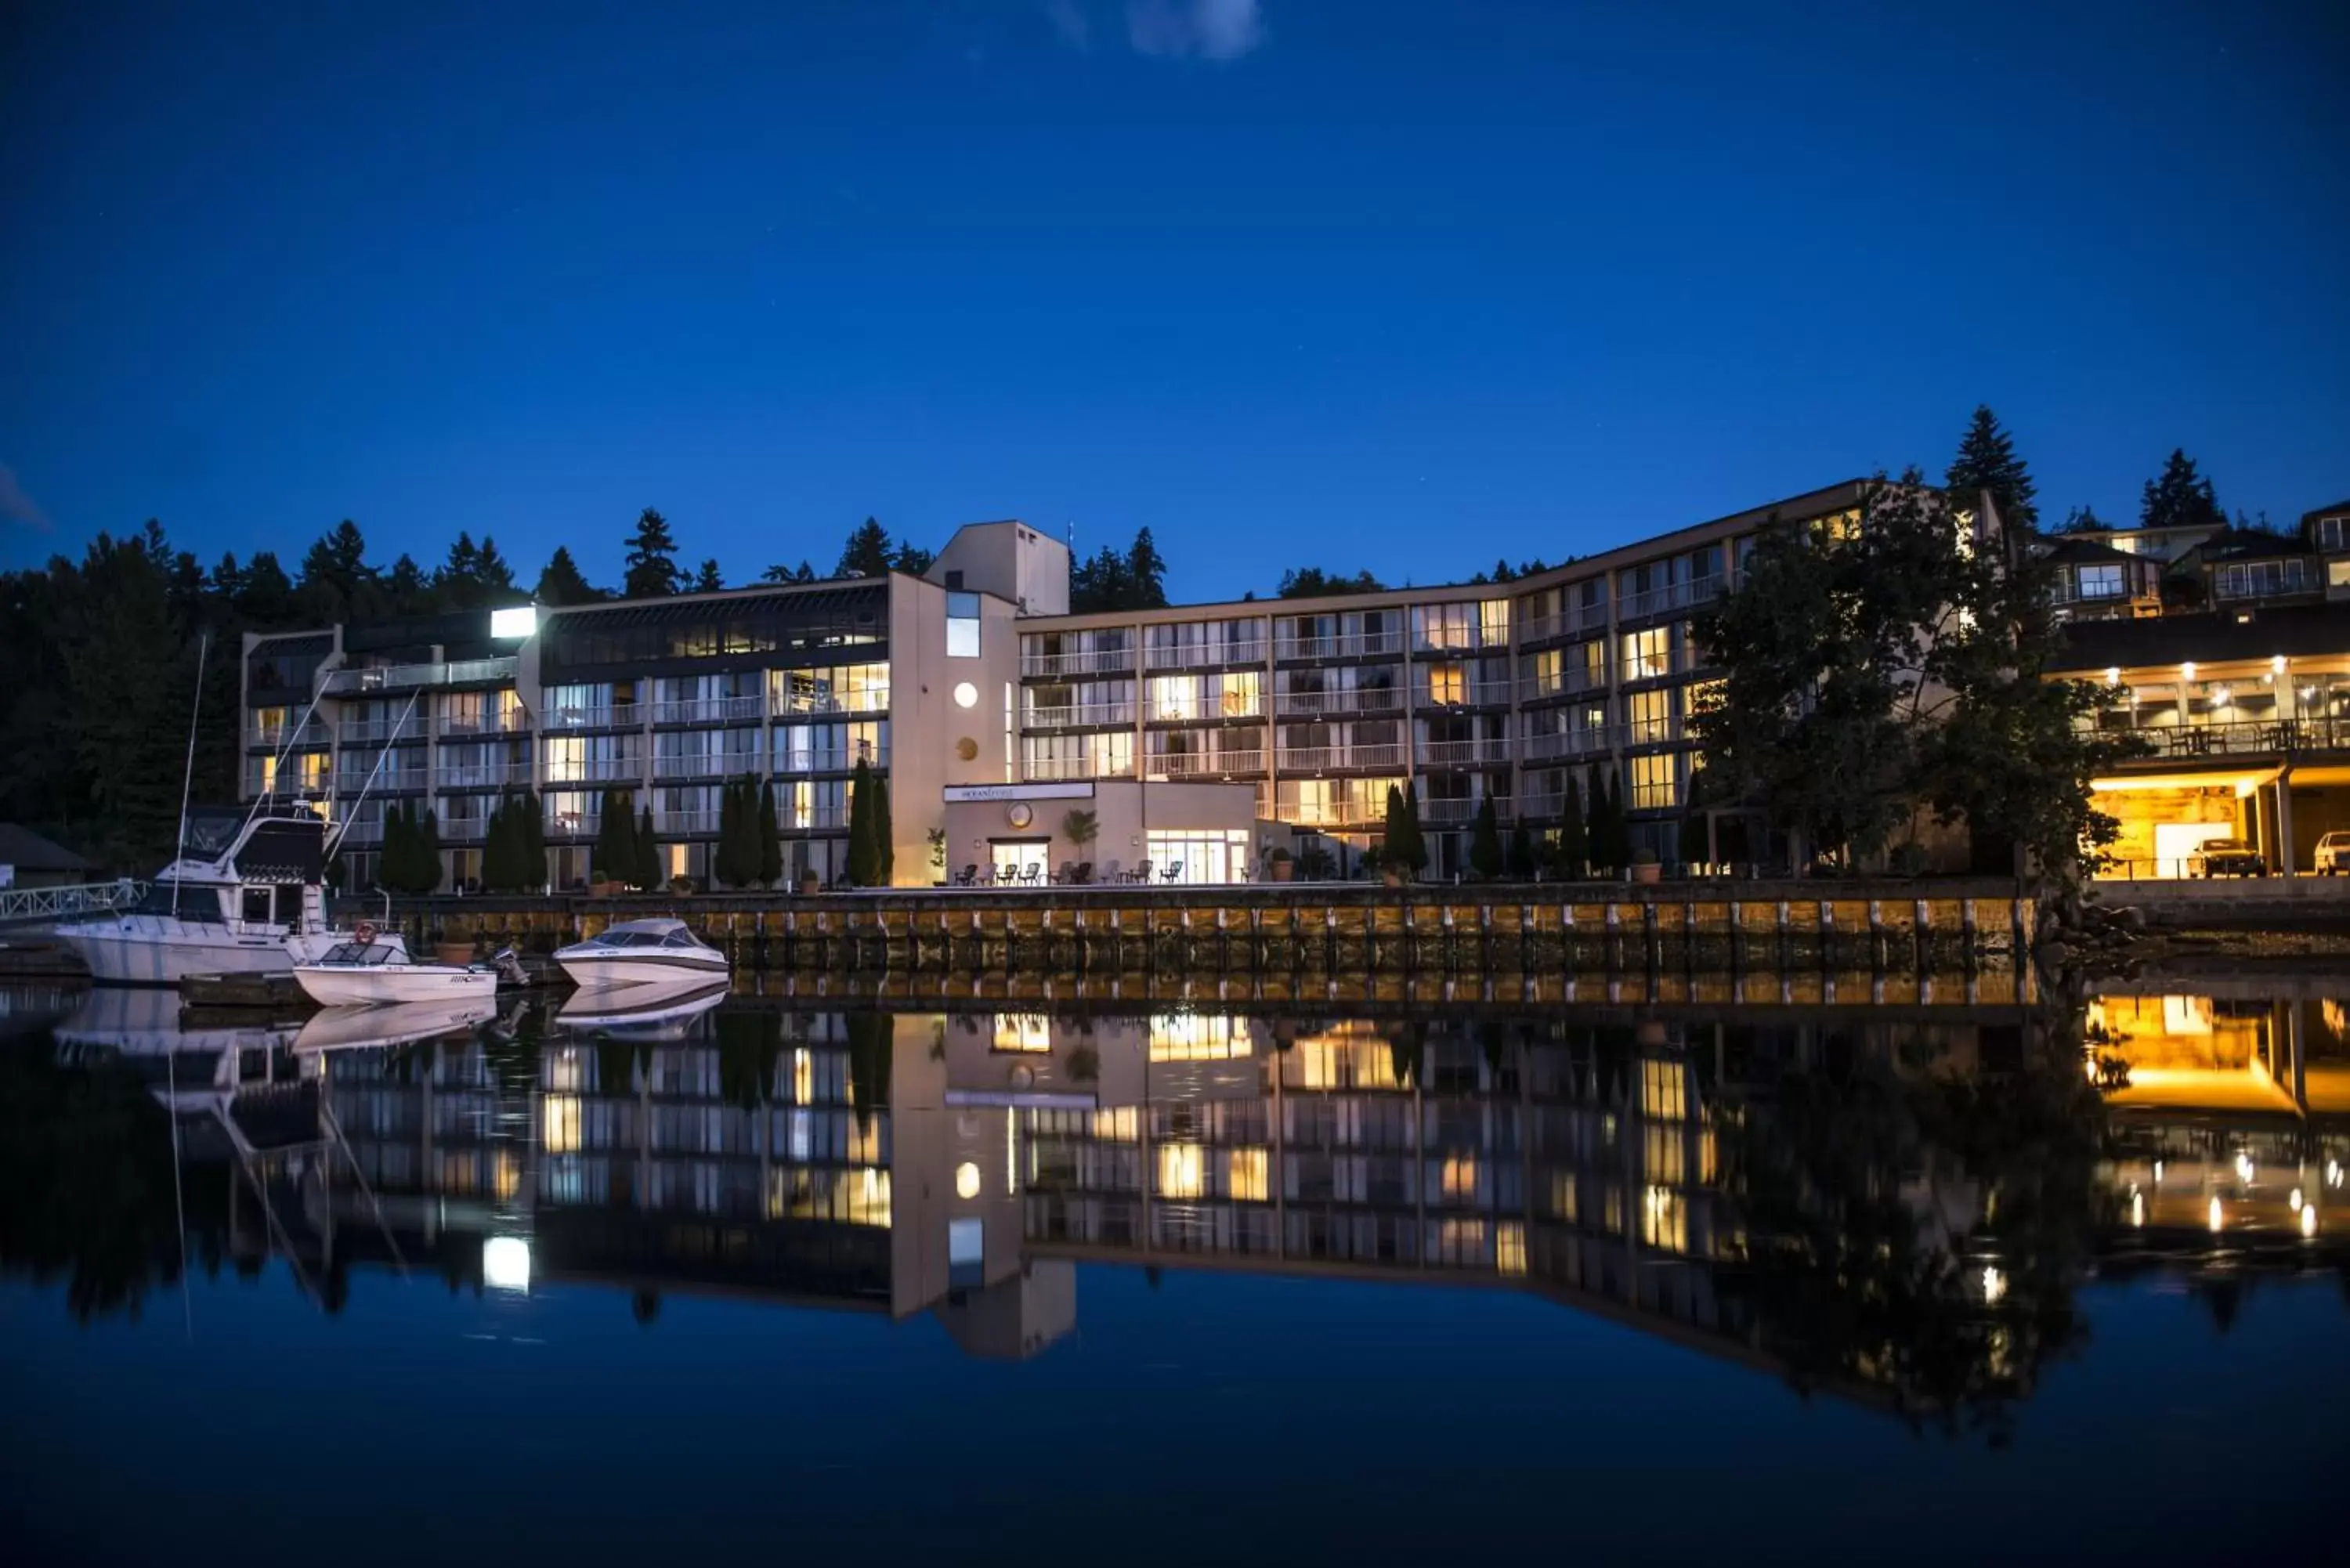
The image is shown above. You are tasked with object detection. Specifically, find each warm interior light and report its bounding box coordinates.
[2105,667,2121,686]
[2290,1187,2305,1212]
[483,1235,531,1292]
[2182,661,2197,681]
[2272,655,2287,674]
[2303,1205,2319,1238]
[2208,1195,2225,1232]
[955,1161,982,1200]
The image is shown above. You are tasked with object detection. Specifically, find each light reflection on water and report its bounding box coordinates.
[2,975,2346,1557]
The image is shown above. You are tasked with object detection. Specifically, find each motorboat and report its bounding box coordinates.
[52,806,408,985]
[293,995,499,1053]
[291,937,511,1009]
[554,979,728,1037]
[552,919,728,990]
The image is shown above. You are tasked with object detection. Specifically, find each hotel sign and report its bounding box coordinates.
[943,782,1095,803]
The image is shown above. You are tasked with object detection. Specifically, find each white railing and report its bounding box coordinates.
[1521,726,1621,761]
[1616,579,1723,623]
[1021,645,1135,678]
[1420,797,1499,826]
[1149,750,1266,780]
[1274,744,1406,772]
[544,811,601,839]
[1274,686,1404,717]
[0,878,145,926]
[546,756,645,784]
[771,692,888,718]
[439,707,525,736]
[1146,638,1268,670]
[1143,698,1264,724]
[656,811,724,834]
[653,695,768,725]
[432,761,535,790]
[1517,607,1604,644]
[1275,630,1406,661]
[249,721,330,750]
[775,748,889,774]
[1023,702,1136,731]
[437,817,490,843]
[653,749,765,779]
[1280,797,1386,829]
[339,717,428,744]
[1415,738,1513,768]
[1423,681,1515,709]
[336,770,428,795]
[321,656,517,695]
[1025,755,1133,782]
[544,704,644,730]
[339,818,385,845]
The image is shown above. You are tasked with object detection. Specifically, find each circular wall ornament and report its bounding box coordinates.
[955,1162,981,1200]
[953,681,978,708]
[956,737,978,761]
[1007,803,1034,829]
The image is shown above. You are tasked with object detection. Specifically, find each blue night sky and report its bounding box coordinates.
[3,1,2346,598]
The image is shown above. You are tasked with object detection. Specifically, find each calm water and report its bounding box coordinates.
[2,977,2344,1564]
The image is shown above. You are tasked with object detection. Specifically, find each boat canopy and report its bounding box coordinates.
[316,940,406,966]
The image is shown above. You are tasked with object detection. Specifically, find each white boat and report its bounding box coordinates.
[292,938,504,1008]
[52,807,408,985]
[293,995,498,1053]
[554,980,729,1037]
[553,919,728,990]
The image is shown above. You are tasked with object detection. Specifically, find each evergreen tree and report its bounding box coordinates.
[888,541,935,574]
[872,771,894,884]
[475,535,516,597]
[381,801,409,893]
[536,546,601,606]
[635,803,660,889]
[1277,566,1387,598]
[1943,405,2038,531]
[623,508,682,598]
[1506,823,1535,880]
[2057,504,2106,533]
[717,776,747,887]
[1469,794,1504,878]
[591,787,626,883]
[1401,786,1428,873]
[757,779,781,887]
[837,518,894,578]
[482,795,511,891]
[845,757,878,885]
[295,519,383,624]
[1380,785,1412,875]
[520,786,547,891]
[1556,772,1589,877]
[439,532,486,609]
[417,807,442,894]
[1126,528,1170,609]
[385,553,437,616]
[692,558,725,594]
[2140,449,2225,533]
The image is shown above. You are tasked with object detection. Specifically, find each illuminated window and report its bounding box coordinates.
[1620,627,1672,684]
[1090,1106,1140,1142]
[1440,1155,1478,1201]
[791,1047,814,1105]
[1524,647,1564,698]
[547,1047,583,1092]
[1642,1185,1687,1252]
[1625,687,1675,745]
[1480,599,1509,645]
[2330,559,2350,588]
[1229,1147,1269,1201]
[1644,1123,1685,1185]
[2077,563,2124,599]
[543,1096,581,1154]
[947,591,982,657]
[1496,1220,1527,1277]
[1158,1143,1206,1199]
[994,1013,1052,1052]
[1149,1013,1251,1060]
[1630,753,1679,810]
[1642,1059,1687,1120]
[1427,662,1466,704]
[1548,1171,1580,1223]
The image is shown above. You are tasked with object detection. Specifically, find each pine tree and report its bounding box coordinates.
[1556,772,1588,877]
[1402,787,1428,873]
[475,535,516,596]
[1380,784,1411,876]
[845,757,877,885]
[439,532,486,609]
[717,775,747,887]
[889,540,935,574]
[520,786,546,891]
[1945,405,2037,532]
[1469,794,1503,878]
[757,779,781,887]
[872,771,894,884]
[692,558,725,594]
[1126,528,1170,609]
[381,800,408,893]
[417,807,442,894]
[591,787,625,883]
[1506,823,1535,880]
[536,546,601,606]
[623,508,682,598]
[635,803,660,889]
[482,795,510,890]
[837,518,894,578]
[2141,449,2225,533]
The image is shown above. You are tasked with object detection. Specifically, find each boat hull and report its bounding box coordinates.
[292,965,498,1008]
[555,950,730,990]
[55,923,295,985]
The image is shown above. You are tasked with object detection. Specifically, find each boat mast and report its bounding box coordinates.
[172,633,208,916]
[323,688,425,859]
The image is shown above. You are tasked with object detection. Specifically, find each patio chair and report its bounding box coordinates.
[1127,859,1152,883]
[1052,860,1076,884]
[953,864,978,887]
[1072,861,1094,885]
[1023,863,1045,886]
[1161,861,1183,883]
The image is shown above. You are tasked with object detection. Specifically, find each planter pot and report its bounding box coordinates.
[1382,869,1404,889]
[589,879,615,898]
[1630,862,1661,885]
[433,941,476,966]
[1271,861,1294,883]
[797,876,822,898]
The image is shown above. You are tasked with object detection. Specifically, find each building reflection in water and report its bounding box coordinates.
[16,974,2350,1418]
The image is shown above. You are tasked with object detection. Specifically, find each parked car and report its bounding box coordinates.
[2317,831,2350,876]
[2196,838,2268,877]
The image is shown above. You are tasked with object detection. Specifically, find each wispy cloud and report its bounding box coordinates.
[1042,0,1091,52]
[0,464,50,533]
[1128,0,1264,60]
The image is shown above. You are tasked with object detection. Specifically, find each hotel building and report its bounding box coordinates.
[241,482,1879,887]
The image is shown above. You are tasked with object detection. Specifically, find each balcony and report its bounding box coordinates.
[1275,630,1406,661]
[1025,755,1133,782]
[653,749,765,780]
[336,768,429,795]
[1021,646,1135,678]
[439,707,526,737]
[775,748,888,775]
[544,703,644,730]
[1616,578,1723,623]
[245,769,331,798]
[1518,790,1567,819]
[545,756,645,785]
[1521,726,1621,762]
[433,761,535,791]
[1143,698,1264,724]
[1415,738,1514,768]
[1274,685,1404,718]
[1023,702,1136,731]
[779,807,851,832]
[438,816,490,844]
[1518,669,1607,704]
[1625,716,1686,747]
[655,810,724,834]
[652,695,768,725]
[1420,797,1502,826]
[1274,744,1406,774]
[1280,797,1386,829]
[771,691,888,718]
[320,656,517,695]
[544,809,601,839]
[1421,682,1515,710]
[1148,750,1266,781]
[1517,607,1603,645]
[249,721,329,750]
[338,717,428,745]
[1146,638,1268,671]
[338,818,385,846]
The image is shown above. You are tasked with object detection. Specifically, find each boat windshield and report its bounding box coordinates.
[590,929,685,948]
[319,941,403,966]
[662,930,707,949]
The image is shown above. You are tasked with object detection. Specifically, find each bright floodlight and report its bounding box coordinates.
[490,605,539,640]
[483,1235,532,1292]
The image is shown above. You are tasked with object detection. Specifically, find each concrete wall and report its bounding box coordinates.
[942,778,1260,883]
[887,576,1025,886]
[927,520,1072,617]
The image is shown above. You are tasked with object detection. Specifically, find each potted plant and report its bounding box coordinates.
[1062,807,1100,872]
[1629,847,1661,885]
[1264,845,1295,883]
[668,874,696,896]
[797,868,822,897]
[430,927,475,966]
[927,826,948,885]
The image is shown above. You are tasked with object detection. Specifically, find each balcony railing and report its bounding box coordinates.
[1275,630,1406,661]
[1518,670,1607,703]
[1517,607,1604,645]
[1021,646,1135,678]
[336,769,429,794]
[652,695,768,725]
[433,761,535,791]
[1143,698,1264,724]
[1420,797,1502,826]
[338,717,428,745]
[1148,750,1266,780]
[779,808,851,832]
[1625,716,1685,747]
[437,816,490,844]
[1025,755,1134,782]
[2088,716,2350,760]
[338,818,385,845]
[1145,638,1268,670]
[439,706,526,736]
[246,770,331,797]
[1421,682,1515,709]
[655,811,724,834]
[249,721,330,750]
[544,756,645,784]
[1274,686,1404,717]
[1280,797,1386,829]
[1024,702,1136,731]
[1616,578,1723,623]
[1274,744,1406,773]
[543,703,644,730]
[1521,726,1622,761]
[1415,738,1513,768]
[544,810,601,839]
[770,691,888,718]
[1518,790,1567,818]
[653,748,765,780]
[320,656,517,695]
[775,747,888,774]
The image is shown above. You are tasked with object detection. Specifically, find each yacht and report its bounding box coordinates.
[552,919,728,990]
[292,937,513,1009]
[52,807,407,985]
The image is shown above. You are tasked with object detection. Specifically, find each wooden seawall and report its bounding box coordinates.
[381,879,2035,977]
